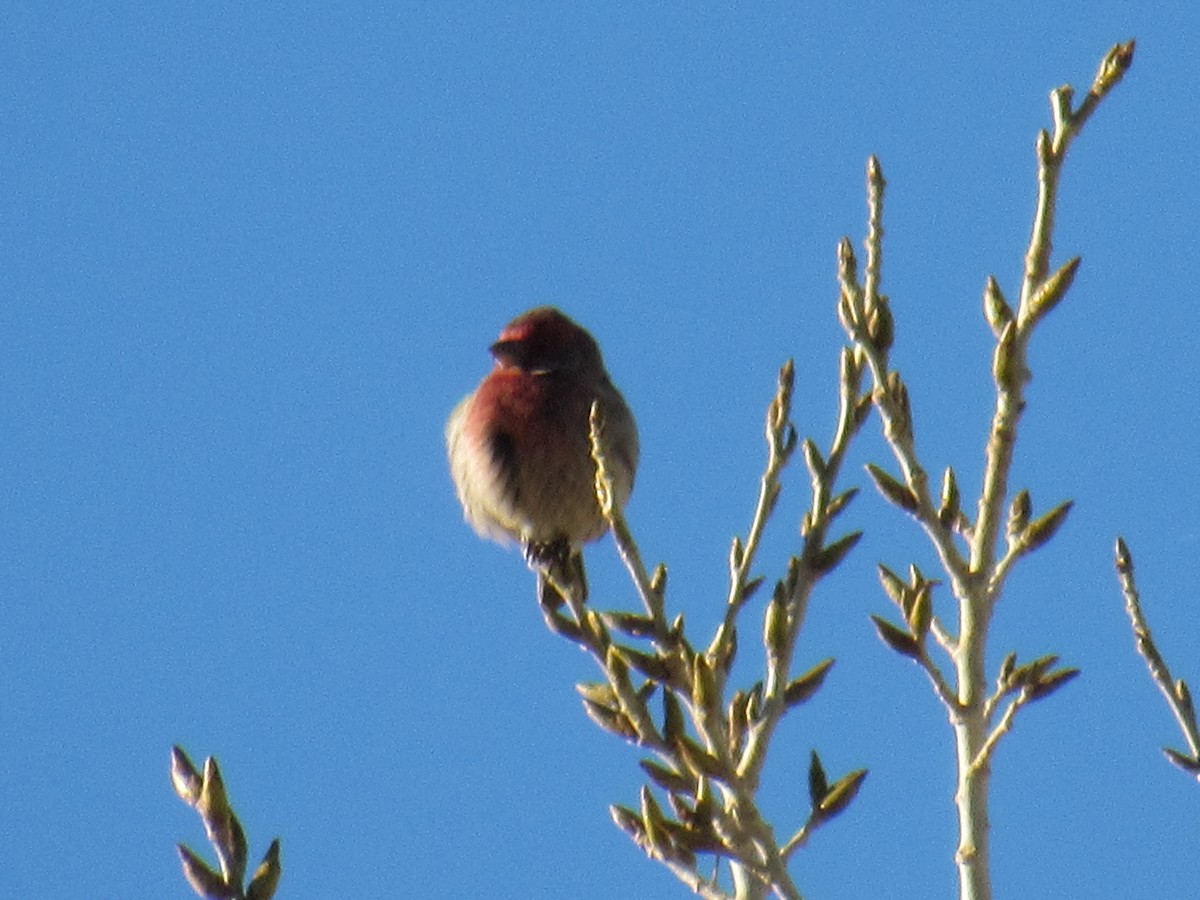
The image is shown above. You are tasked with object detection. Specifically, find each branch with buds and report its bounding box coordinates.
[835,40,1133,900]
[1114,539,1200,777]
[533,357,870,900]
[171,746,281,900]
[535,37,1134,900]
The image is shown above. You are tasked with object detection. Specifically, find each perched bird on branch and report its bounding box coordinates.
[446,306,638,602]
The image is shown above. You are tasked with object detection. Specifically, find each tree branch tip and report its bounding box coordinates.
[1114,536,1133,572]
[867,154,884,184]
[1035,127,1052,160]
[838,236,857,267]
[1097,39,1136,87]
[779,358,795,381]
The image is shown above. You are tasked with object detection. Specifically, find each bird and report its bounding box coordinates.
[446,306,638,604]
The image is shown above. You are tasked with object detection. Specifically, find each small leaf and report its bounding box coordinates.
[693,777,716,823]
[728,691,751,753]
[576,682,619,707]
[601,611,658,639]
[177,845,235,900]
[745,681,764,722]
[540,607,585,642]
[675,735,728,782]
[1024,256,1081,326]
[811,531,863,574]
[772,360,796,432]
[669,613,686,647]
[764,595,789,659]
[604,645,633,689]
[662,690,685,745]
[197,758,231,824]
[938,467,961,527]
[907,563,930,589]
[729,536,745,572]
[784,658,836,709]
[880,372,912,447]
[802,438,826,479]
[867,302,894,352]
[691,655,719,715]
[807,751,828,809]
[992,320,1020,388]
[838,234,859,274]
[611,804,648,847]
[677,818,722,855]
[1162,747,1200,776]
[982,276,1013,337]
[713,625,738,676]
[1026,667,1080,702]
[877,564,908,608]
[906,582,933,641]
[583,699,638,741]
[816,769,869,821]
[1007,490,1032,538]
[220,817,248,888]
[1009,654,1059,689]
[776,557,801,603]
[825,487,859,522]
[998,652,1017,687]
[198,759,246,886]
[866,463,918,513]
[666,791,694,821]
[649,563,668,598]
[741,576,765,604]
[171,746,203,806]
[640,786,673,858]
[1021,500,1073,554]
[871,615,921,660]
[839,344,863,397]
[245,840,282,900]
[1094,40,1136,94]
[615,646,673,683]
[640,759,694,795]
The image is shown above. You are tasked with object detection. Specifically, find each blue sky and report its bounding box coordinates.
[3,4,1198,898]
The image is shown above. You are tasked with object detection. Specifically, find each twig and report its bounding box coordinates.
[1115,538,1200,772]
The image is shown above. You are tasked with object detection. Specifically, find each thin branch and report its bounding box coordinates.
[931,617,958,657]
[709,362,797,669]
[976,41,1135,583]
[915,646,960,711]
[1116,537,1200,766]
[737,351,868,788]
[592,402,670,637]
[967,696,1020,778]
[844,161,975,600]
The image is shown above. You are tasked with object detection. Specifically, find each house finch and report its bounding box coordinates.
[446,307,638,598]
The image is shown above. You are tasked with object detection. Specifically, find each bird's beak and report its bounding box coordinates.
[489,338,525,367]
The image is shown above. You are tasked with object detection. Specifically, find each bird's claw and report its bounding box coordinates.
[523,536,572,569]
